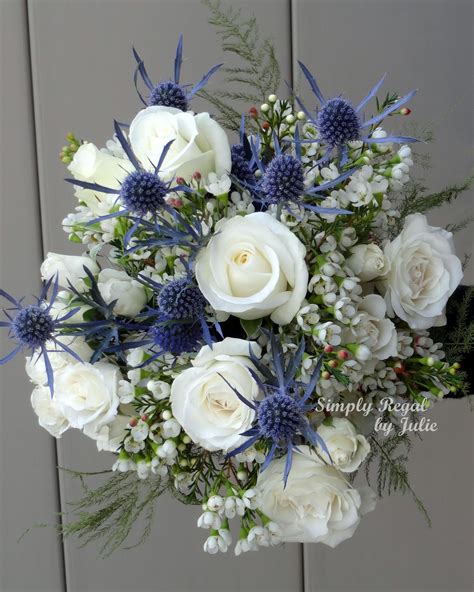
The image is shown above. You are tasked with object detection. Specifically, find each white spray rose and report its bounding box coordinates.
[54,361,121,431]
[25,336,93,385]
[40,252,99,293]
[347,294,398,359]
[256,446,376,547]
[129,106,231,181]
[381,214,463,329]
[196,213,308,324]
[317,418,370,472]
[84,414,130,452]
[31,385,69,438]
[347,243,389,282]
[170,338,261,452]
[68,142,134,215]
[97,269,148,317]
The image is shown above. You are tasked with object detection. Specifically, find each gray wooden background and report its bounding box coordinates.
[0,1,472,591]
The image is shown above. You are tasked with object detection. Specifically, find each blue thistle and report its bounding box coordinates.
[0,277,84,393]
[149,319,202,356]
[120,170,168,217]
[231,144,255,186]
[260,154,305,204]
[133,35,222,111]
[222,332,331,485]
[297,62,418,164]
[158,278,207,320]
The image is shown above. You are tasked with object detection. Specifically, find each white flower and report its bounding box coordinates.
[203,533,229,554]
[54,361,121,431]
[161,418,181,439]
[207,495,225,512]
[25,336,93,386]
[242,489,261,510]
[381,214,463,329]
[196,213,308,324]
[234,538,257,555]
[97,269,148,317]
[197,511,222,530]
[256,446,376,547]
[222,496,246,519]
[68,142,134,215]
[247,526,270,547]
[147,380,171,400]
[84,415,130,452]
[130,419,149,442]
[157,439,178,461]
[31,385,69,437]
[40,252,99,293]
[347,294,398,359]
[170,338,261,452]
[129,106,231,181]
[317,418,370,472]
[205,173,231,196]
[347,243,389,282]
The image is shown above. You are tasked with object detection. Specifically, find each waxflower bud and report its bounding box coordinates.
[268,94,277,103]
[261,103,270,113]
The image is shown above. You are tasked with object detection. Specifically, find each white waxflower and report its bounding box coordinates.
[129,106,231,181]
[334,297,357,324]
[84,414,130,452]
[118,379,135,403]
[205,173,231,196]
[314,322,342,346]
[242,489,262,510]
[381,214,463,329]
[207,495,225,512]
[247,526,270,547]
[40,252,99,293]
[317,418,370,472]
[136,460,151,480]
[256,446,376,547]
[234,538,258,556]
[97,269,148,317]
[203,533,229,554]
[196,212,308,325]
[222,496,246,519]
[157,439,178,461]
[131,419,149,442]
[30,385,69,438]
[147,380,171,400]
[161,418,181,439]
[197,511,222,530]
[124,436,144,454]
[170,338,261,452]
[296,303,321,331]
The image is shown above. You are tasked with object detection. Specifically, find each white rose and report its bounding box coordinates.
[170,338,261,452]
[25,336,93,385]
[31,384,69,438]
[347,243,389,282]
[196,213,308,324]
[84,414,130,452]
[317,418,370,472]
[129,106,231,181]
[54,361,121,431]
[40,252,99,293]
[381,214,463,329]
[256,446,376,547]
[347,294,398,359]
[97,269,148,317]
[68,142,134,215]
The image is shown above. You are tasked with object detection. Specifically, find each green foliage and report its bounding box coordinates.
[59,469,169,557]
[365,432,431,527]
[200,0,281,131]
[392,175,473,236]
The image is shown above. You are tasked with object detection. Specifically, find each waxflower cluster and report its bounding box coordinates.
[0,36,465,556]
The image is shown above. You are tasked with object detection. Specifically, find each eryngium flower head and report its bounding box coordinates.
[260,154,305,204]
[317,98,361,147]
[158,279,207,320]
[231,144,255,186]
[120,170,168,216]
[257,392,303,441]
[150,320,202,355]
[12,305,54,348]
[149,81,189,111]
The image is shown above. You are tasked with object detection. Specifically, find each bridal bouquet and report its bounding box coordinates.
[1,21,469,556]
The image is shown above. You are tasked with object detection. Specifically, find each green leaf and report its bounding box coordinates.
[240,318,262,338]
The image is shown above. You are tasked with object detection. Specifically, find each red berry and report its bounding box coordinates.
[261,122,270,131]
[192,171,202,181]
[337,350,349,361]
[248,106,258,118]
[140,414,148,422]
[321,370,331,380]
[328,359,338,369]
[400,107,411,116]
[324,344,333,354]
[129,417,138,427]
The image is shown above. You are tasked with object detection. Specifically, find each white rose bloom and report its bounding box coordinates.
[129,106,231,181]
[317,418,370,472]
[68,142,134,215]
[381,214,463,329]
[97,269,148,317]
[54,361,121,431]
[257,446,376,547]
[170,338,261,452]
[347,294,398,359]
[31,385,69,438]
[84,414,130,452]
[25,336,93,385]
[196,213,308,324]
[40,252,99,293]
[347,243,390,282]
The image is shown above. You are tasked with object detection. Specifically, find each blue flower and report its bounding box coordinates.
[235,132,353,217]
[133,35,222,111]
[0,277,84,393]
[158,278,207,320]
[65,120,190,221]
[223,332,330,485]
[297,62,418,165]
